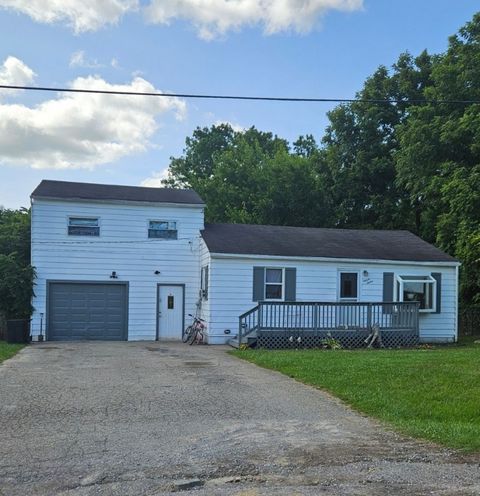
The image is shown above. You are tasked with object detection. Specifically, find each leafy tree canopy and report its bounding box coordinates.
[164,12,480,304]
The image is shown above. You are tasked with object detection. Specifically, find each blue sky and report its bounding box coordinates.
[0,0,478,208]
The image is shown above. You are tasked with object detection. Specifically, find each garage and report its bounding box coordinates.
[47,282,128,341]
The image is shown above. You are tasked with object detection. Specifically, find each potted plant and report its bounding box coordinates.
[0,254,36,344]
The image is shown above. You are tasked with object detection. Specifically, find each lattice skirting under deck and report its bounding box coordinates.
[256,329,419,349]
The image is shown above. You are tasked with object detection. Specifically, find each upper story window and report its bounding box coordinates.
[265,268,284,300]
[68,217,99,236]
[148,220,177,239]
[396,275,436,312]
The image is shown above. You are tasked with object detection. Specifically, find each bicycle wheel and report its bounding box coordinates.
[182,325,194,343]
[187,328,198,345]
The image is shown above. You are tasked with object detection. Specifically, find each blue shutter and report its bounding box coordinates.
[284,268,297,301]
[431,272,442,313]
[253,267,265,302]
[383,272,394,301]
[383,272,394,315]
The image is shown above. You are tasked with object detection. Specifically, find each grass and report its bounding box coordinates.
[232,337,480,452]
[0,340,25,364]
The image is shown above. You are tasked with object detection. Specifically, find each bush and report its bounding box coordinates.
[0,253,35,320]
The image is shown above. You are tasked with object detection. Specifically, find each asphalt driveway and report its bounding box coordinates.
[1,342,479,495]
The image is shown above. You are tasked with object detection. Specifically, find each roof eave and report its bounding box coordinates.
[31,195,205,208]
[207,251,460,266]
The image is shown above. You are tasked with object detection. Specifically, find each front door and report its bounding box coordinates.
[337,272,360,327]
[157,285,184,340]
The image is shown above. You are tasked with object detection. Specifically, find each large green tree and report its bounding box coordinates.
[164,124,332,226]
[322,51,433,230]
[396,13,480,303]
[163,12,480,305]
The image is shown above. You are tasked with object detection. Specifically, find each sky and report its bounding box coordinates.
[0,0,478,209]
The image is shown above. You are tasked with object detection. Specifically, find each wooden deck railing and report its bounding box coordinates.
[238,301,420,344]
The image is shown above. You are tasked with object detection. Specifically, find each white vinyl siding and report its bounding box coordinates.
[206,255,458,345]
[198,239,211,334]
[31,199,204,341]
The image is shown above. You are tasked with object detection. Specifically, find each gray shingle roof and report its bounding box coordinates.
[31,180,204,205]
[201,223,457,263]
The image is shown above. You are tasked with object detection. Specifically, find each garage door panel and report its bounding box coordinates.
[48,283,127,341]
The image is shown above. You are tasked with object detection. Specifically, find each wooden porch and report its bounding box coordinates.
[230,301,420,349]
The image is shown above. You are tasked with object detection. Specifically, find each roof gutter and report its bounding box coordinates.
[208,251,461,267]
[30,196,205,209]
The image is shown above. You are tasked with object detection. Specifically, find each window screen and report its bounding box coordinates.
[148,220,177,239]
[68,217,99,236]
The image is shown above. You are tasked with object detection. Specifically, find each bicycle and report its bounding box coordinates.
[182,314,206,345]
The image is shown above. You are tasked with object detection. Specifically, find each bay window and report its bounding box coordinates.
[396,275,437,312]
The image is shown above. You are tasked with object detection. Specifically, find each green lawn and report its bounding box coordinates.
[232,338,480,451]
[0,341,25,364]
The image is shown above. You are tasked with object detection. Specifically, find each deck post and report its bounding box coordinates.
[367,303,373,330]
[238,315,243,345]
[258,303,263,331]
[415,302,420,337]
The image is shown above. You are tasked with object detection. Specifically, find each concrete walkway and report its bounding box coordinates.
[0,341,479,495]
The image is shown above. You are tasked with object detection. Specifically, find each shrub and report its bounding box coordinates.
[0,253,36,320]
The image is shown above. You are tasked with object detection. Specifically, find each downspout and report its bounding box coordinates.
[455,264,459,342]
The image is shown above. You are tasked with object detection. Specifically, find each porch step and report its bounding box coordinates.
[227,334,257,349]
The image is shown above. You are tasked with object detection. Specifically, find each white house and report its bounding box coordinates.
[30,180,460,345]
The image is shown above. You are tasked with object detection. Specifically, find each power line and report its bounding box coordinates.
[1,84,480,105]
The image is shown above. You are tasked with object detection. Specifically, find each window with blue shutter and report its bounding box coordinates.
[252,267,296,302]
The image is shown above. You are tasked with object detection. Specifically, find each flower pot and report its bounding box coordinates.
[6,319,30,344]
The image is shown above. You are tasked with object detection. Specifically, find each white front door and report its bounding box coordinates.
[158,285,184,340]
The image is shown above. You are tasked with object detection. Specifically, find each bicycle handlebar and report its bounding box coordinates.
[188,313,205,322]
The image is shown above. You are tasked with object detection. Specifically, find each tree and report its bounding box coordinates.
[0,254,35,320]
[323,51,433,230]
[395,13,480,303]
[0,208,35,327]
[0,208,31,266]
[159,12,480,305]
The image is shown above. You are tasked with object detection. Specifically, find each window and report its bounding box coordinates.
[339,272,358,300]
[396,275,436,312]
[148,220,177,239]
[253,267,296,302]
[68,217,99,236]
[201,265,209,300]
[265,268,283,300]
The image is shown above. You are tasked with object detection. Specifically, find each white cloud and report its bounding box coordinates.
[0,56,36,97]
[69,50,120,70]
[0,0,138,33]
[214,120,245,133]
[0,61,186,169]
[69,50,103,69]
[145,0,364,40]
[0,0,363,37]
[141,169,170,187]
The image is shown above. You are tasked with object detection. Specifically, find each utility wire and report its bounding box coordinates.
[1,84,480,105]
